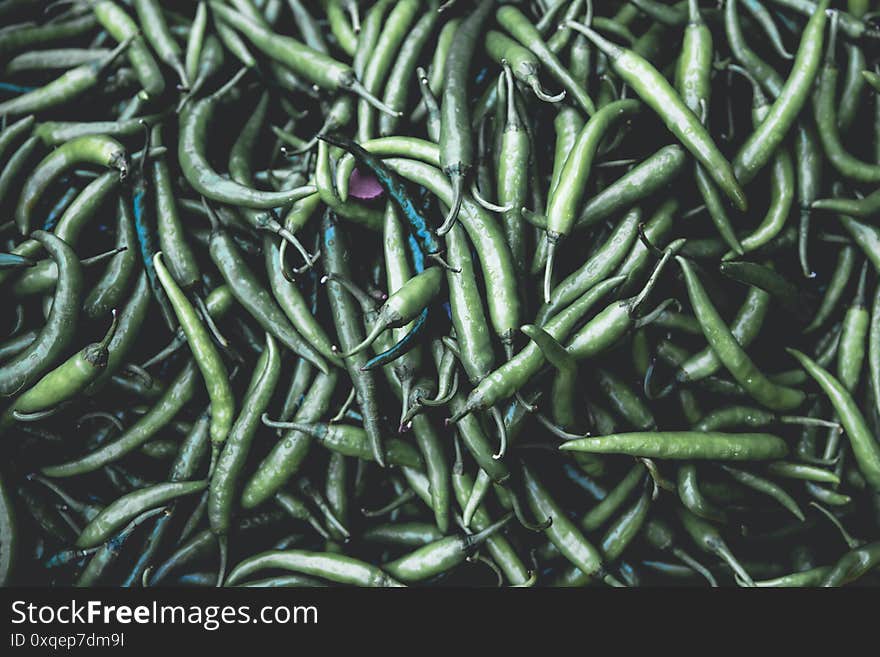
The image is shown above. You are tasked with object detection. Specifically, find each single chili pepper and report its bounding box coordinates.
[812,185,880,218]
[75,507,168,586]
[836,262,869,393]
[154,252,233,446]
[837,214,880,275]
[788,349,880,491]
[320,211,386,467]
[133,0,188,88]
[323,454,349,542]
[539,207,641,325]
[678,257,805,411]
[210,2,398,116]
[206,204,329,374]
[497,5,595,116]
[493,63,530,275]
[225,549,404,587]
[209,333,280,583]
[263,238,340,367]
[567,20,746,211]
[411,17,460,125]
[179,33,224,111]
[147,509,283,585]
[522,325,579,430]
[42,359,199,478]
[382,513,512,583]
[599,483,652,564]
[720,465,804,520]
[179,82,316,209]
[595,367,656,431]
[324,0,357,56]
[355,0,420,142]
[485,31,564,103]
[1,311,116,428]
[572,145,687,233]
[264,417,426,470]
[742,0,793,59]
[543,99,641,303]
[748,565,831,587]
[522,463,622,587]
[82,198,137,321]
[677,507,754,585]
[0,11,97,55]
[436,0,495,235]
[725,0,785,97]
[579,463,646,532]
[185,2,207,83]
[814,13,880,183]
[351,0,391,78]
[768,0,878,40]
[0,231,82,397]
[693,405,840,433]
[76,480,206,549]
[806,245,857,333]
[0,36,130,119]
[838,41,866,134]
[820,540,880,586]
[719,260,812,321]
[149,125,199,292]
[0,134,41,223]
[561,431,789,460]
[361,522,444,547]
[863,68,880,93]
[340,267,442,358]
[92,0,165,99]
[242,370,337,509]
[732,0,830,185]
[0,114,35,165]
[766,461,839,484]
[15,135,127,236]
[677,0,713,115]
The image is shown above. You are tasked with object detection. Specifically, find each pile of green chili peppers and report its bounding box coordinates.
[2,0,880,589]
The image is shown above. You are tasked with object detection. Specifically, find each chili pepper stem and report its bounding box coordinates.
[340,319,389,358]
[672,547,717,587]
[437,175,464,235]
[462,512,514,551]
[347,79,403,117]
[490,406,508,459]
[543,233,559,304]
[529,77,566,103]
[216,536,227,588]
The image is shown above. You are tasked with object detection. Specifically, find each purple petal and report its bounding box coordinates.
[348,167,384,200]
